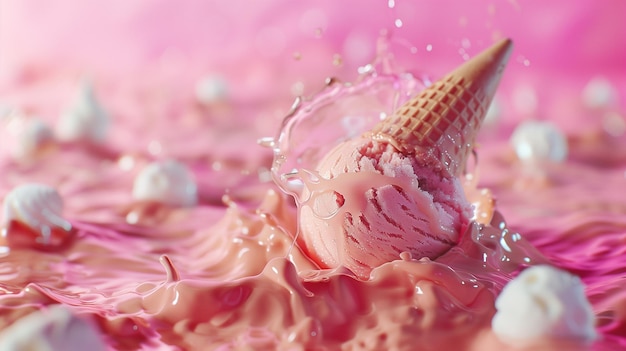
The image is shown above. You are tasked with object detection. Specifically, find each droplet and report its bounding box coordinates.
[516,55,531,67]
[257,137,275,148]
[426,44,433,52]
[394,19,403,28]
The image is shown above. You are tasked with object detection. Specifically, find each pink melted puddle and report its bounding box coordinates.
[0,40,625,351]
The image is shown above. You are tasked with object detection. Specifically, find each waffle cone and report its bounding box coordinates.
[371,38,513,176]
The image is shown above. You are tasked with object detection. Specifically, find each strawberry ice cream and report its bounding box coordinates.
[299,39,512,277]
[0,1,625,350]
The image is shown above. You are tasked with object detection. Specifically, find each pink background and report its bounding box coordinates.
[0,0,624,131]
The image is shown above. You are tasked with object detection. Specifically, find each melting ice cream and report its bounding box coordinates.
[299,39,513,278]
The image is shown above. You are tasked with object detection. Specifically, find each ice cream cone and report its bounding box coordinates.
[371,38,513,176]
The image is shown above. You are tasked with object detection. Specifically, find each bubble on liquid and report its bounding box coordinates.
[516,55,531,67]
[312,190,344,219]
[510,120,568,163]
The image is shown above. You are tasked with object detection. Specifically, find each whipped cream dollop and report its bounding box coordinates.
[132,160,198,206]
[57,80,109,143]
[510,120,568,163]
[492,265,597,344]
[2,111,55,160]
[0,305,105,351]
[2,184,71,242]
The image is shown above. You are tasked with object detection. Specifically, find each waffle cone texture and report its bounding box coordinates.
[371,38,513,176]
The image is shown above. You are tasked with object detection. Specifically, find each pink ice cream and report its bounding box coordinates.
[299,39,513,277]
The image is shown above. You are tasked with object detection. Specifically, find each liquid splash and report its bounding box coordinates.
[0,36,624,351]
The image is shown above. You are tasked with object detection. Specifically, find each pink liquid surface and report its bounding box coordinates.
[0,1,625,349]
[0,51,625,350]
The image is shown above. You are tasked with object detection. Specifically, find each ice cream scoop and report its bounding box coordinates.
[299,39,513,278]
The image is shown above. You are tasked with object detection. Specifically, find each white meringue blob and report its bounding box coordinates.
[57,80,109,143]
[492,265,597,344]
[132,160,198,207]
[2,184,71,243]
[0,305,105,351]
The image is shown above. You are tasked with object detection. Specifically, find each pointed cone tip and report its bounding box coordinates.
[370,38,514,176]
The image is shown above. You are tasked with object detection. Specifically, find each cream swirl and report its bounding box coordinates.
[2,184,71,243]
[3,112,55,160]
[56,80,109,143]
